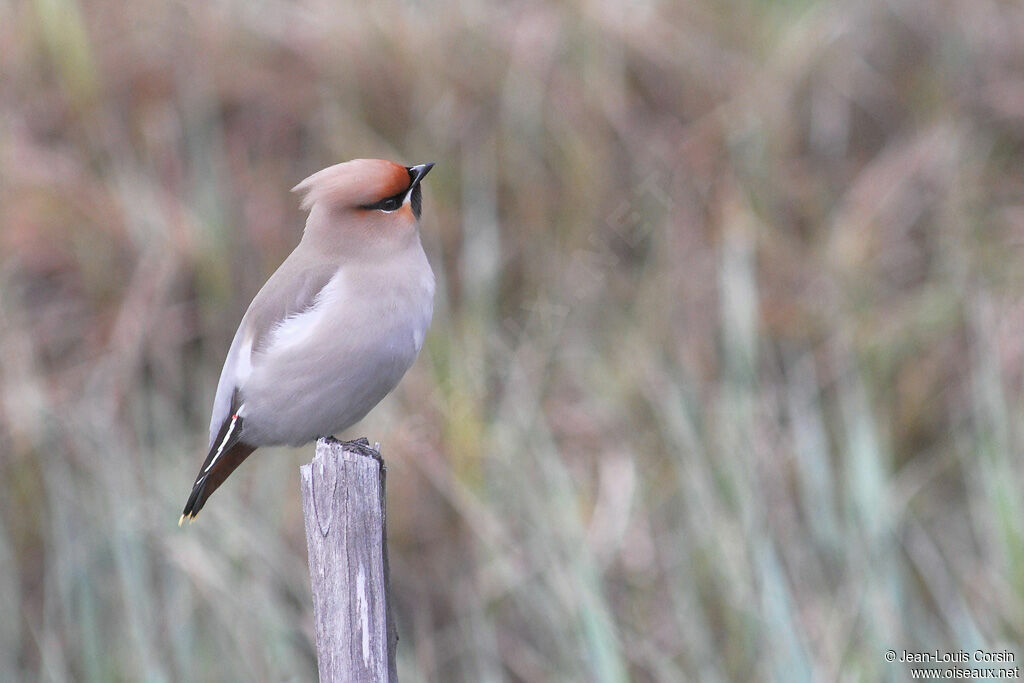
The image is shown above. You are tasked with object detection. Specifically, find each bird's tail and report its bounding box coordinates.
[180,414,256,525]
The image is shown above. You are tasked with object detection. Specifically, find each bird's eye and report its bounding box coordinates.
[359,190,407,213]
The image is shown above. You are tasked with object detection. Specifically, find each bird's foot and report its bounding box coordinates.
[320,436,385,469]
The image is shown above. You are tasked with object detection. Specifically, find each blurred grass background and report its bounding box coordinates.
[2,0,1024,680]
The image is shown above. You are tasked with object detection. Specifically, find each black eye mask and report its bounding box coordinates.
[359,188,407,213]
[359,164,430,218]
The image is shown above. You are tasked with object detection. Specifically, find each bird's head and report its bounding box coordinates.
[292,158,435,255]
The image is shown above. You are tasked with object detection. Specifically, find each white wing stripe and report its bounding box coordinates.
[205,413,240,473]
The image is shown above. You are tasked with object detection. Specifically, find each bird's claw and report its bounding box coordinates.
[320,436,385,469]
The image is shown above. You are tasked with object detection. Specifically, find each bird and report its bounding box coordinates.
[179,159,436,524]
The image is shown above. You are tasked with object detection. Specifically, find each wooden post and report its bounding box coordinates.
[301,437,398,682]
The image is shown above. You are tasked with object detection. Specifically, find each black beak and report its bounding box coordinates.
[407,162,435,187]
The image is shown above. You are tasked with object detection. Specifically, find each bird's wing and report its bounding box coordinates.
[208,255,338,447]
[182,414,255,523]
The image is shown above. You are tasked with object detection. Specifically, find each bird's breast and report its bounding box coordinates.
[238,246,434,446]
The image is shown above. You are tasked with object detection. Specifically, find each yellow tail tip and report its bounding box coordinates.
[178,514,185,527]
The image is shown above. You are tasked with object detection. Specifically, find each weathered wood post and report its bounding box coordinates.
[300,437,398,682]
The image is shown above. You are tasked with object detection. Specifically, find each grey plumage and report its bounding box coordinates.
[181,159,435,523]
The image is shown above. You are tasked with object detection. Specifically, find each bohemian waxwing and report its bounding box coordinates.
[180,159,435,523]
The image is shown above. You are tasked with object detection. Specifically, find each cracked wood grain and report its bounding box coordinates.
[301,438,398,682]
